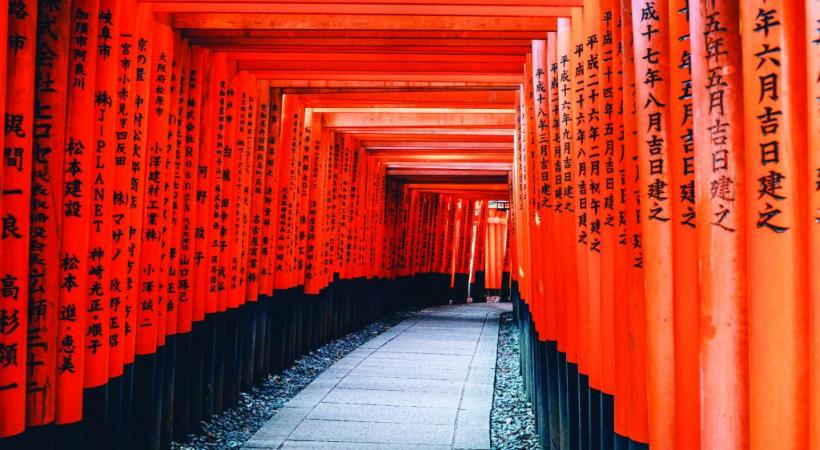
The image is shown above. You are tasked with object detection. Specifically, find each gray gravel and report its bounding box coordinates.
[172,309,417,449]
[490,312,542,450]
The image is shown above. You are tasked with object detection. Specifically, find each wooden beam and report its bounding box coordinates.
[391,175,510,184]
[293,90,516,108]
[353,133,514,141]
[387,168,509,176]
[265,80,516,88]
[321,112,514,128]
[199,45,532,55]
[237,60,523,74]
[151,2,575,16]
[341,128,515,136]
[362,141,513,148]
[184,36,532,47]
[228,52,525,63]
[405,182,509,190]
[370,153,513,162]
[173,13,559,32]
[254,72,522,83]
[384,162,512,170]
[181,29,555,39]
[282,86,517,94]
[150,0,581,4]
[407,189,509,200]
[311,107,513,113]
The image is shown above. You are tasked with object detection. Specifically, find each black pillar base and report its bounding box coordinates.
[82,383,109,450]
[23,424,54,450]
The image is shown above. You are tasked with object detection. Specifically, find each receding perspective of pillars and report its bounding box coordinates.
[0,1,817,450]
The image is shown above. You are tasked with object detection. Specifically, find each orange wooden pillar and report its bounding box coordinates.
[581,4,604,422]
[222,69,242,312]
[56,0,101,440]
[620,0,649,445]
[257,87,282,298]
[666,1,700,448]
[512,85,527,310]
[26,0,70,440]
[546,28,571,450]
[471,200,488,302]
[521,52,540,334]
[273,94,302,292]
[242,75,259,303]
[110,0,137,425]
[569,8,594,448]
[531,41,549,336]
[0,0,35,441]
[172,41,204,439]
[220,67,243,408]
[179,43,203,339]
[290,94,309,291]
[82,0,121,442]
[119,6,152,443]
[594,1,618,446]
[203,51,229,419]
[536,36,563,447]
[606,0,632,443]
[502,203,513,301]
[304,115,329,297]
[630,1,676,448]
[484,207,505,291]
[136,16,172,450]
[556,15,582,449]
[809,1,820,448]
[689,1,749,449]
[163,32,185,351]
[246,80,270,302]
[740,1,810,449]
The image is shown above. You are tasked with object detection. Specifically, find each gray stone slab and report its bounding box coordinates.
[249,407,312,440]
[455,406,492,427]
[288,419,454,446]
[366,351,475,362]
[465,368,495,385]
[308,402,458,425]
[336,374,465,394]
[359,355,473,370]
[286,385,333,408]
[380,340,480,351]
[280,440,451,450]
[374,344,478,356]
[323,387,462,408]
[347,364,469,381]
[468,355,497,369]
[452,424,491,450]
[243,437,285,449]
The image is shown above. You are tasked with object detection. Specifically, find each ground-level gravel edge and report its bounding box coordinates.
[490,311,543,449]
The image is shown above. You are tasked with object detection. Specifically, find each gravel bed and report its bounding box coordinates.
[491,311,542,450]
[172,309,417,449]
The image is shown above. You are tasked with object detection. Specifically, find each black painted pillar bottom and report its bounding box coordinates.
[512,290,650,450]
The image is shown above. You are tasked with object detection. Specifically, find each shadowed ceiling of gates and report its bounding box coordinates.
[143,0,583,199]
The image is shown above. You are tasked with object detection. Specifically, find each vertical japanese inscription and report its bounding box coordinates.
[1,0,36,436]
[27,0,68,427]
[57,0,99,422]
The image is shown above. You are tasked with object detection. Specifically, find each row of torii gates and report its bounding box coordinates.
[0,1,818,450]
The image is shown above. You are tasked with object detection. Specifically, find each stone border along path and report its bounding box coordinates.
[243,302,511,450]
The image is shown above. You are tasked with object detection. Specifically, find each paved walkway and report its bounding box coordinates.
[244,302,511,450]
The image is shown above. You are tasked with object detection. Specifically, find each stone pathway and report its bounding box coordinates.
[243,302,511,450]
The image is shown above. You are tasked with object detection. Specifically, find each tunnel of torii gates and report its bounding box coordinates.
[0,0,816,449]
